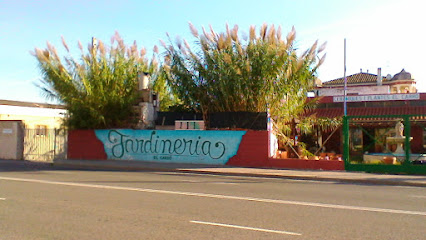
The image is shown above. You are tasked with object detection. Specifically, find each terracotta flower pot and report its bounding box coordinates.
[382,156,396,165]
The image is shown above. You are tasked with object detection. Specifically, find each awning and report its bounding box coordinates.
[308,106,426,121]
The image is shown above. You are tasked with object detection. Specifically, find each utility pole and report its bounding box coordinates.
[344,38,347,116]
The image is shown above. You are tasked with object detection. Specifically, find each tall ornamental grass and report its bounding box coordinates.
[33,32,157,129]
[163,23,326,128]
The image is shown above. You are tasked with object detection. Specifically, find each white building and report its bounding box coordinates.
[316,69,417,96]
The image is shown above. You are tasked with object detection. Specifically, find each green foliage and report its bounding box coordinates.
[163,23,326,123]
[151,66,183,111]
[163,23,326,115]
[163,23,341,156]
[33,32,156,129]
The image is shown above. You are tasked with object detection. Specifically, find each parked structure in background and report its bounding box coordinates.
[315,68,417,96]
[0,100,65,129]
[0,100,67,161]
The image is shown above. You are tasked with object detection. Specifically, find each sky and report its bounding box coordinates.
[1,0,425,104]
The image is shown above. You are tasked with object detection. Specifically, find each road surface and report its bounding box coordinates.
[1,161,425,239]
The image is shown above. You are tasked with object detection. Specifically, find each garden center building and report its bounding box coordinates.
[311,68,425,160]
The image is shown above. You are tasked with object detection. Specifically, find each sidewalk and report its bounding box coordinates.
[53,159,426,187]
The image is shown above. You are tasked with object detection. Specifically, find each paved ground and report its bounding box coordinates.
[1,162,425,240]
[51,159,426,187]
[1,159,425,187]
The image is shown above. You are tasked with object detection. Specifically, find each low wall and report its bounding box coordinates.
[68,130,107,160]
[0,120,24,160]
[67,129,344,170]
[227,131,269,167]
[67,129,269,166]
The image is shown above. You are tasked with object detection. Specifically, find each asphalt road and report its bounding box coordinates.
[1,161,425,240]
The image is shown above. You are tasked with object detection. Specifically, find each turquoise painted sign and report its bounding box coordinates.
[95,130,246,165]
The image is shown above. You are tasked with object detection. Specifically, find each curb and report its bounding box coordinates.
[53,159,426,188]
[177,169,426,187]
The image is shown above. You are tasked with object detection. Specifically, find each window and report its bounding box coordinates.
[350,128,363,152]
[35,125,47,136]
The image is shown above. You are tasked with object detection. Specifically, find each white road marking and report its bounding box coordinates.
[179,180,200,183]
[190,220,301,236]
[286,179,331,184]
[162,172,329,184]
[1,176,425,216]
[157,172,265,181]
[179,180,238,185]
[411,195,426,199]
[211,182,239,185]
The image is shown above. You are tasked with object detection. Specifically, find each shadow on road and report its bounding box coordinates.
[0,159,226,173]
[0,159,68,172]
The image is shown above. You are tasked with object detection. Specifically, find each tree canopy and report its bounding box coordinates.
[163,23,329,139]
[32,24,338,153]
[163,23,325,113]
[33,32,163,129]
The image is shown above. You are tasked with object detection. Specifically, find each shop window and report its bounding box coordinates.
[350,128,363,152]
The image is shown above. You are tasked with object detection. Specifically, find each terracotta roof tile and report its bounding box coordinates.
[322,72,387,86]
[309,106,426,119]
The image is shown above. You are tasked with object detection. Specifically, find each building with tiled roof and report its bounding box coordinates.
[306,92,426,158]
[322,72,387,87]
[306,68,425,158]
[316,68,417,96]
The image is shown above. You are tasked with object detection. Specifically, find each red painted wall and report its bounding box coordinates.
[411,125,424,153]
[67,130,107,160]
[227,131,269,167]
[67,130,270,163]
[67,129,345,171]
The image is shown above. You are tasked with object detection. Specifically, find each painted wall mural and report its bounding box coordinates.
[95,129,246,165]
